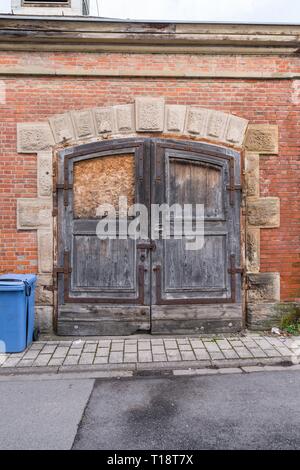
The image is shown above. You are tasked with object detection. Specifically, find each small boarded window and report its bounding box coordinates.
[23,1,70,3]
[73,154,135,219]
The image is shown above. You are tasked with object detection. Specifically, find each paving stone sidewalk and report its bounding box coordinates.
[0,334,299,373]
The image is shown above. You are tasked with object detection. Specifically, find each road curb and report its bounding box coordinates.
[0,356,298,380]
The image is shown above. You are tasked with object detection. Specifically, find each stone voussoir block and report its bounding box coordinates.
[37,151,53,198]
[49,112,75,143]
[135,96,165,132]
[92,106,116,135]
[225,115,248,146]
[113,104,135,133]
[17,122,54,153]
[247,197,280,228]
[245,124,278,154]
[206,109,229,141]
[185,106,208,136]
[164,104,187,133]
[71,109,95,140]
[17,198,52,230]
[247,272,280,303]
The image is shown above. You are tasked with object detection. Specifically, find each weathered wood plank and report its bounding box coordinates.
[151,304,243,334]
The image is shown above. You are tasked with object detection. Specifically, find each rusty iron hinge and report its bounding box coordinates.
[226,184,242,192]
[137,240,156,251]
[226,184,243,206]
[228,265,244,275]
[228,253,244,275]
[54,251,72,276]
[56,183,73,206]
[56,183,73,190]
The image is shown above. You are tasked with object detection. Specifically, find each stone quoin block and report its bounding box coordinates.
[93,106,115,134]
[245,124,279,154]
[247,272,280,303]
[38,229,53,273]
[246,227,260,273]
[37,151,53,198]
[247,303,281,330]
[35,274,53,306]
[113,104,135,133]
[71,109,95,140]
[17,198,52,230]
[164,105,187,133]
[135,97,165,132]
[247,197,280,228]
[17,122,54,153]
[49,112,75,143]
[245,152,260,197]
[35,306,53,333]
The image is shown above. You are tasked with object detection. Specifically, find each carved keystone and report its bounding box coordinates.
[113,104,135,133]
[164,105,187,133]
[247,273,280,303]
[245,152,259,197]
[49,113,75,143]
[245,124,278,154]
[135,97,165,132]
[71,109,95,140]
[37,152,53,198]
[247,197,280,228]
[17,198,52,230]
[17,123,54,153]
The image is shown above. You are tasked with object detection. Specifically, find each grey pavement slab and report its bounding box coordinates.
[0,378,94,450]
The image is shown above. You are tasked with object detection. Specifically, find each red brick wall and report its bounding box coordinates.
[0,51,299,301]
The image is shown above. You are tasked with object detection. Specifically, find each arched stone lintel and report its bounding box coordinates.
[16,97,249,154]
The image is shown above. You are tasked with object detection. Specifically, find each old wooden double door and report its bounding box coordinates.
[56,138,242,335]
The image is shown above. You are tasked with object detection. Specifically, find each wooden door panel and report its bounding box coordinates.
[151,140,242,333]
[164,235,227,294]
[56,140,151,335]
[72,236,136,291]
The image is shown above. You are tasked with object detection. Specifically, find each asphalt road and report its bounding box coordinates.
[73,370,300,450]
[0,370,300,450]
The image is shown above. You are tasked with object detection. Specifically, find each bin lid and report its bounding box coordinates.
[0,273,37,292]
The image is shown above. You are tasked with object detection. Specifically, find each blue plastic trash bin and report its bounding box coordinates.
[0,274,37,353]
